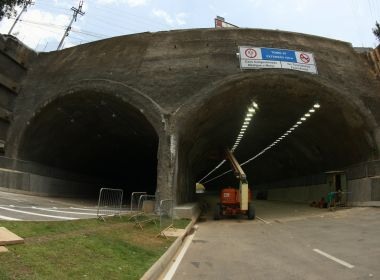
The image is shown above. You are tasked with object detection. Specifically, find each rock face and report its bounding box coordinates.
[0,29,379,203]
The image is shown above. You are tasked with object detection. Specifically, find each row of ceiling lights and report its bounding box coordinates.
[231,101,259,152]
[202,103,321,184]
[198,101,259,183]
[239,103,321,167]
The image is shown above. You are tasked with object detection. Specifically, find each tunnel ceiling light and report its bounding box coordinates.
[202,102,323,185]
[199,101,261,184]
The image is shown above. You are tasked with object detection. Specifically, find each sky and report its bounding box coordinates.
[0,0,379,52]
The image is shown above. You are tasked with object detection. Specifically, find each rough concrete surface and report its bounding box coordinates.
[0,29,380,205]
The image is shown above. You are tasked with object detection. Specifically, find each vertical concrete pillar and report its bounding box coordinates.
[155,115,179,204]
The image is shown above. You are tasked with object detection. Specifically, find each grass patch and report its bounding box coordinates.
[0,217,190,280]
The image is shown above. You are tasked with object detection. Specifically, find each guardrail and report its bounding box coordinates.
[97,187,123,220]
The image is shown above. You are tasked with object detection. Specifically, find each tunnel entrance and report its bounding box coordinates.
[18,91,159,198]
[177,73,376,202]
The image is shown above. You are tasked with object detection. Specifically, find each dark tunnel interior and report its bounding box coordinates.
[179,74,376,195]
[18,91,158,198]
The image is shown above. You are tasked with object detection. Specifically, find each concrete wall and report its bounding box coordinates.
[0,168,95,197]
[265,177,380,205]
[0,35,36,152]
[267,184,329,203]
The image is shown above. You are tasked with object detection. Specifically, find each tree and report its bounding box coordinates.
[373,21,380,42]
[0,0,26,21]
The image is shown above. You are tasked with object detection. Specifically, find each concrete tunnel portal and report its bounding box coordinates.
[2,28,379,205]
[17,91,159,197]
[14,74,377,201]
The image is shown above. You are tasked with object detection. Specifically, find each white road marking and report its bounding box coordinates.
[0,214,22,221]
[0,206,78,220]
[313,249,354,269]
[163,225,198,280]
[70,207,98,211]
[256,216,270,224]
[31,206,98,216]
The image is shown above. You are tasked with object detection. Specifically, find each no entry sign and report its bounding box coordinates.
[239,46,317,74]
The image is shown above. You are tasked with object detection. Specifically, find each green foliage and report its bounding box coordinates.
[0,0,26,21]
[373,21,380,42]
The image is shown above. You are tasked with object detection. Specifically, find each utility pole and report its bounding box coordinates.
[8,0,34,35]
[57,0,85,51]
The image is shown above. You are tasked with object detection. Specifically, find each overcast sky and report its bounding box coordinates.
[0,0,379,52]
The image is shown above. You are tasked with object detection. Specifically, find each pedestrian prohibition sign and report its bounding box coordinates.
[245,48,257,58]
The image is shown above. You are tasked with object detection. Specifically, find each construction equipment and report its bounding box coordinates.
[214,149,255,220]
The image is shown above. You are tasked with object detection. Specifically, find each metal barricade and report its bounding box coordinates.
[129,194,158,230]
[159,199,174,232]
[137,195,156,211]
[130,192,147,211]
[97,187,123,220]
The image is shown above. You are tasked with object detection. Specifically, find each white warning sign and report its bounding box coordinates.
[239,46,318,74]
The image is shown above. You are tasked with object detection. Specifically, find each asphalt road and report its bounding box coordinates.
[169,200,380,280]
[0,190,109,221]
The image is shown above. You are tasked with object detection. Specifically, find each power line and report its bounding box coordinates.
[15,18,107,38]
[57,0,85,50]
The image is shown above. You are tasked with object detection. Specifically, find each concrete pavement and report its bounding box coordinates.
[169,200,379,280]
[0,190,108,221]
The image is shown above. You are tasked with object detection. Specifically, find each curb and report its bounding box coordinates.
[140,209,200,280]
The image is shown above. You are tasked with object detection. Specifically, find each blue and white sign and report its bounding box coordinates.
[239,46,317,74]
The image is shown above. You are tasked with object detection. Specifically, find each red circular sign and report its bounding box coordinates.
[245,48,257,58]
[299,53,310,64]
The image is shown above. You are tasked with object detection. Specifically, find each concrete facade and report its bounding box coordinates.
[1,29,380,204]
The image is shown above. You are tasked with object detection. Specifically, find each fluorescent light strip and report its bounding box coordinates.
[230,102,259,153]
[199,102,260,182]
[204,103,321,184]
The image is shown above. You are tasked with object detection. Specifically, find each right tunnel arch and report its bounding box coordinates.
[174,71,379,202]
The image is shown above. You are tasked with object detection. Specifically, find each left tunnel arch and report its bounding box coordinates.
[16,90,159,198]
